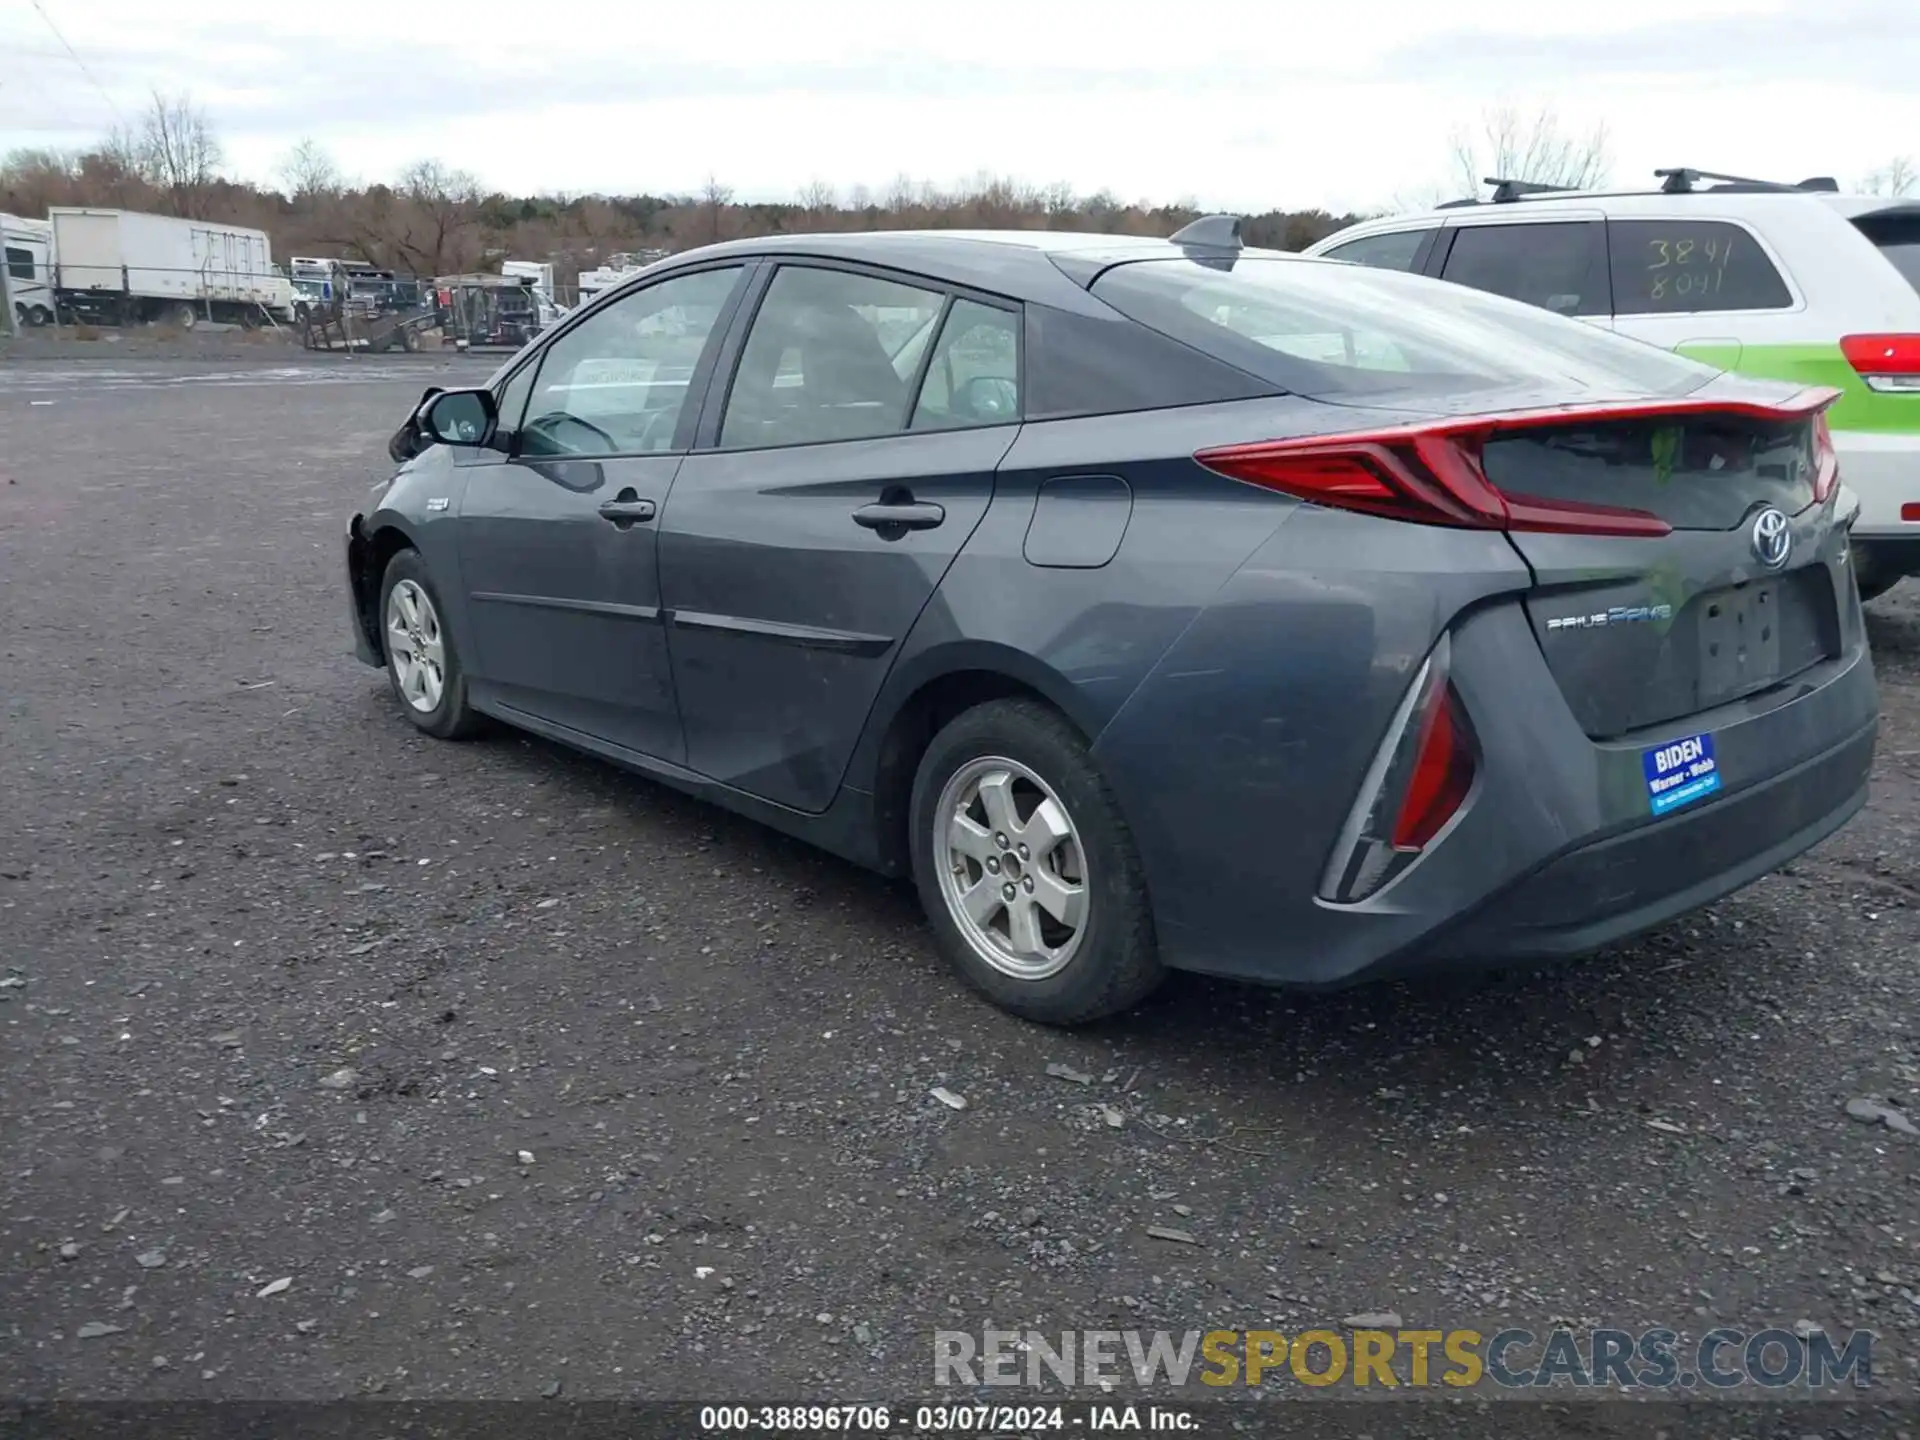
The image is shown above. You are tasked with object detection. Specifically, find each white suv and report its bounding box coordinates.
[1307,170,1920,598]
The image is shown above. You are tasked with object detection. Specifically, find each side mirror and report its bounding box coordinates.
[959,375,1018,422]
[387,385,445,464]
[419,387,498,448]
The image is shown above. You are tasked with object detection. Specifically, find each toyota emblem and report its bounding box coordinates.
[1750,507,1792,570]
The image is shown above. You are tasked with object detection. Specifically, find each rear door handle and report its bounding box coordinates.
[852,501,945,532]
[598,497,656,526]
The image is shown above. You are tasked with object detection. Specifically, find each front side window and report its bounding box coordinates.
[1092,256,1717,401]
[721,266,944,448]
[519,265,743,458]
[1321,230,1429,273]
[1440,222,1608,316]
[911,300,1021,429]
[1609,220,1794,314]
[5,246,33,281]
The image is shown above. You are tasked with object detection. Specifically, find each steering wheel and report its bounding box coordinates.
[523,411,617,455]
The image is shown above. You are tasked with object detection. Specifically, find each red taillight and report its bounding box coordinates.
[1195,391,1845,536]
[1391,685,1475,851]
[1811,412,1840,505]
[1319,637,1479,903]
[1842,334,1920,389]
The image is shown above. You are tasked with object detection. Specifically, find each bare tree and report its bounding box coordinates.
[1039,181,1078,222]
[137,90,224,218]
[391,160,483,276]
[0,147,80,214]
[699,174,733,242]
[1865,156,1917,197]
[279,138,341,203]
[1449,103,1609,199]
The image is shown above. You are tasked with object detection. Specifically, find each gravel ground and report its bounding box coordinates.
[4,356,1920,1407]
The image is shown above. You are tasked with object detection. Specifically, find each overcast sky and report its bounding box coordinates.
[1,0,1914,213]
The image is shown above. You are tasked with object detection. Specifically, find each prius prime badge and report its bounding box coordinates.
[1750,507,1791,570]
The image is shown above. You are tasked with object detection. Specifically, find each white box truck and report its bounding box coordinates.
[49,208,295,328]
[2,214,55,327]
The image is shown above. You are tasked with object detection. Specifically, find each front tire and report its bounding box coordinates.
[378,550,481,739]
[909,698,1163,1024]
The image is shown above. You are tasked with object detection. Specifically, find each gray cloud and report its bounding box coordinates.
[1377,0,1918,91]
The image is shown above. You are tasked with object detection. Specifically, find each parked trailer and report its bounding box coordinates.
[3,214,55,327]
[49,208,294,328]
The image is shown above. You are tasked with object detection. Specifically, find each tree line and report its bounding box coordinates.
[5,91,1909,289]
[0,92,1364,287]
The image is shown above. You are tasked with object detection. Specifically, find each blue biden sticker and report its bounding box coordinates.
[1643,732,1721,816]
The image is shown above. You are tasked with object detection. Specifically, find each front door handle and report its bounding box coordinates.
[852,501,945,533]
[598,495,656,527]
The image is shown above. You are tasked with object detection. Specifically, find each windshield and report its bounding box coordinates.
[1090,255,1719,401]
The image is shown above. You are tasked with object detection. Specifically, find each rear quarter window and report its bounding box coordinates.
[1608,219,1794,314]
[1851,209,1920,296]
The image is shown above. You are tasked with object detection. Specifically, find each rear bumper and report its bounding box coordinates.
[1835,431,1920,538]
[1422,714,1873,966]
[1125,572,1878,990]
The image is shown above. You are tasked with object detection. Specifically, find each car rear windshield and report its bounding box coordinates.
[1852,209,1920,295]
[1089,255,1719,401]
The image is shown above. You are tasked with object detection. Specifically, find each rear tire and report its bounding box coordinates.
[908,698,1163,1025]
[1852,540,1904,603]
[378,549,482,740]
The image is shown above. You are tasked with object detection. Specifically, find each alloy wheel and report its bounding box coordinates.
[385,578,446,713]
[933,756,1089,981]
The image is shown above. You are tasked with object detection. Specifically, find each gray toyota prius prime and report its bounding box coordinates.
[345,220,1878,1024]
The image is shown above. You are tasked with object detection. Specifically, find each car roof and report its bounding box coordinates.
[642,229,1304,304]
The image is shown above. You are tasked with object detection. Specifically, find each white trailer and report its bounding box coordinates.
[2,214,54,327]
[48,208,294,328]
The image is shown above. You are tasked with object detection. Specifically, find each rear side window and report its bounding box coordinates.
[721,265,944,448]
[1089,256,1716,402]
[1609,220,1794,314]
[1439,222,1607,315]
[5,246,32,281]
[1320,230,1429,273]
[1852,210,1920,296]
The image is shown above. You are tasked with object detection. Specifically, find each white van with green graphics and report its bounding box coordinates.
[1307,170,1920,598]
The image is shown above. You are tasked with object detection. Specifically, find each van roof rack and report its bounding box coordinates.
[1656,167,1841,195]
[1485,177,1581,204]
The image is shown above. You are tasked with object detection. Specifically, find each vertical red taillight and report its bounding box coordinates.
[1390,683,1476,851]
[1320,637,1479,905]
[1810,411,1840,505]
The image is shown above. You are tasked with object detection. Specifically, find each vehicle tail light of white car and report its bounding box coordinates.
[1318,634,1478,905]
[1841,334,1920,393]
[1194,390,1843,535]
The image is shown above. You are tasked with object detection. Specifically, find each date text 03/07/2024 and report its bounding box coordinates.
[697,1405,1195,1432]
[1643,731,1721,817]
